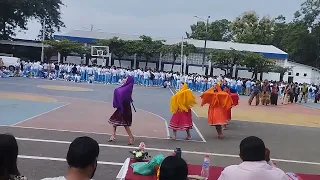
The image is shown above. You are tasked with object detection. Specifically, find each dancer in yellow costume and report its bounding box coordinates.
[169,83,196,140]
[200,82,233,139]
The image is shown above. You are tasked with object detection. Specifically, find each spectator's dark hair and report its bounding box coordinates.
[66,136,99,169]
[240,136,266,161]
[159,156,188,180]
[0,134,20,179]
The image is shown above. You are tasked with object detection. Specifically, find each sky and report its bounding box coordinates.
[16,0,306,40]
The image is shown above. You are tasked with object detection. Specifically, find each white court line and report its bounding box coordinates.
[12,103,70,126]
[15,137,320,166]
[3,125,204,143]
[138,109,170,138]
[18,155,123,166]
[168,88,206,142]
[1,90,203,142]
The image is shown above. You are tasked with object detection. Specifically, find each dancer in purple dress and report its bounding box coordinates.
[108,76,135,145]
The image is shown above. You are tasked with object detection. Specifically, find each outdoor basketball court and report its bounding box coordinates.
[0,78,319,179]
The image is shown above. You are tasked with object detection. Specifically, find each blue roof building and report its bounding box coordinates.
[54,30,288,60]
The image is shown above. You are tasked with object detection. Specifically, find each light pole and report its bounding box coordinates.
[180,36,184,74]
[194,15,210,73]
[41,19,45,62]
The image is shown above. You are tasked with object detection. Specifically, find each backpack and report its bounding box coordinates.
[150,73,155,80]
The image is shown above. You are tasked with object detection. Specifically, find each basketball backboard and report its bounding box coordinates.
[91,46,110,57]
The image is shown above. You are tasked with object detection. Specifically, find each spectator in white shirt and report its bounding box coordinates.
[218,136,287,180]
[42,136,99,180]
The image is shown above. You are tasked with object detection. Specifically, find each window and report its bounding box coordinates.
[304,73,307,77]
[288,72,292,75]
[296,73,299,76]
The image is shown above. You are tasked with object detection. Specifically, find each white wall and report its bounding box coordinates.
[65,56,82,65]
[113,59,131,68]
[163,63,181,72]
[282,61,319,84]
[139,62,157,70]
[211,68,225,76]
[188,66,205,75]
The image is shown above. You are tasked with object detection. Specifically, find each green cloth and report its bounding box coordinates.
[131,154,164,175]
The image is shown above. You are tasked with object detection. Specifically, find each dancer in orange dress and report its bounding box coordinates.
[169,83,196,140]
[200,83,233,139]
[220,84,239,130]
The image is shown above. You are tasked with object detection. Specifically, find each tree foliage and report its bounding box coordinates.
[0,0,64,40]
[45,39,83,63]
[231,11,275,45]
[242,52,275,80]
[188,19,233,41]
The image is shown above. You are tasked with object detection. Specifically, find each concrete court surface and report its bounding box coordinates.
[0,78,319,180]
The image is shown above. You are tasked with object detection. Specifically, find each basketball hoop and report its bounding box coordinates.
[91,46,110,57]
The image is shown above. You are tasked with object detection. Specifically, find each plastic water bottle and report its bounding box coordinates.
[201,155,210,179]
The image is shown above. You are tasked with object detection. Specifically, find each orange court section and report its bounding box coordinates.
[193,96,320,128]
[15,95,169,139]
[37,85,93,91]
[0,92,57,102]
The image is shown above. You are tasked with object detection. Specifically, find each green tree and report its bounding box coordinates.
[231,11,275,44]
[45,39,83,63]
[163,42,196,72]
[211,48,244,77]
[95,37,127,67]
[299,0,320,27]
[272,15,289,49]
[0,0,64,40]
[44,46,56,63]
[211,50,231,75]
[188,19,233,41]
[135,35,164,67]
[35,0,65,39]
[242,52,275,80]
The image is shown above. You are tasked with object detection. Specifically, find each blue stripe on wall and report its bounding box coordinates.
[54,35,288,60]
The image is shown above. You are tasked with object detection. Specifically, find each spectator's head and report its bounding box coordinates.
[239,136,266,162]
[0,134,20,179]
[66,136,99,179]
[159,156,188,180]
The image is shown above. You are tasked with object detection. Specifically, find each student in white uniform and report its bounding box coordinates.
[218,136,287,180]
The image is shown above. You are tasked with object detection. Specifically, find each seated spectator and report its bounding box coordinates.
[0,134,28,180]
[42,136,99,180]
[159,156,188,180]
[218,136,287,180]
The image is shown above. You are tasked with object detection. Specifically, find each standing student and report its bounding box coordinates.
[108,76,135,145]
[169,83,196,140]
[200,83,233,139]
[261,80,271,106]
[248,81,261,106]
[270,84,279,105]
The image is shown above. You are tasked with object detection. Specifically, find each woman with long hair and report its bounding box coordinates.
[108,76,135,145]
[0,134,27,180]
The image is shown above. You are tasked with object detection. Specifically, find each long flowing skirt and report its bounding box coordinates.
[261,92,271,105]
[208,106,228,126]
[169,110,193,131]
[270,93,278,105]
[108,101,132,127]
[226,109,231,121]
